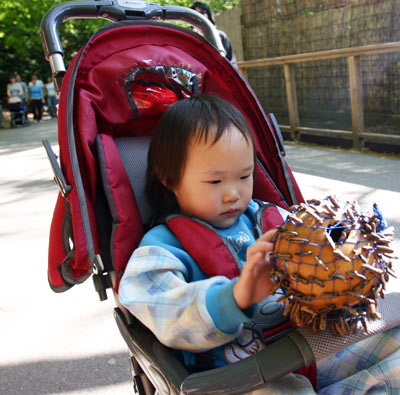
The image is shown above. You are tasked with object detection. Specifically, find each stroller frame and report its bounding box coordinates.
[41,2,400,394]
[8,102,29,128]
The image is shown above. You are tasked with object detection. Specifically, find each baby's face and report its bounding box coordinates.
[172,125,254,228]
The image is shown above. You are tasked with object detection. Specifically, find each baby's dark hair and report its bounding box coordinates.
[146,95,255,215]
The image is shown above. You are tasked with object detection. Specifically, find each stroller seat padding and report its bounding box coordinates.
[96,134,147,284]
[114,136,153,226]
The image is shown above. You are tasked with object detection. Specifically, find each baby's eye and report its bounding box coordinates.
[207,180,221,184]
[240,174,251,180]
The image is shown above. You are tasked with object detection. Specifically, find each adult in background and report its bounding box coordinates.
[191,2,237,67]
[7,76,23,106]
[44,77,57,118]
[15,75,28,119]
[15,75,28,105]
[28,75,44,123]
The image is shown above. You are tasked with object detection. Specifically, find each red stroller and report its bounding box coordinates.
[41,1,400,393]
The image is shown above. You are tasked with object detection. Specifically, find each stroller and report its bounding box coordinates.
[8,102,29,128]
[41,1,400,394]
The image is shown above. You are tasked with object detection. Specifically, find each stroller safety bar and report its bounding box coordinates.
[40,0,225,92]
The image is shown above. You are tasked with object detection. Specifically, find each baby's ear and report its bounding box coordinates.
[159,175,174,193]
[155,166,177,194]
[160,178,169,189]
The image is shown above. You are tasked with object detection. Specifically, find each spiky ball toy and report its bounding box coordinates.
[271,195,397,336]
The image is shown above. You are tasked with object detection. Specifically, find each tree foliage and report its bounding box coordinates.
[0,0,107,99]
[0,0,239,100]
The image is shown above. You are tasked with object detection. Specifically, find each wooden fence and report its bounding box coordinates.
[238,42,400,151]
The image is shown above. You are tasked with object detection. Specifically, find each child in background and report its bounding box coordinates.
[119,95,400,393]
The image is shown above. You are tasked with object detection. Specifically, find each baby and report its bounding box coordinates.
[119,95,287,371]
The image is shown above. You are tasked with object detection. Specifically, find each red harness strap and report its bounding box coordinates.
[166,203,284,278]
[166,215,240,279]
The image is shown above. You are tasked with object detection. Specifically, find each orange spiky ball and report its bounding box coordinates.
[272,196,396,336]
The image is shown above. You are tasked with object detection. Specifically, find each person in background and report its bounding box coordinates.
[44,77,57,118]
[15,75,28,119]
[28,75,44,123]
[15,75,28,105]
[7,76,23,105]
[191,2,237,67]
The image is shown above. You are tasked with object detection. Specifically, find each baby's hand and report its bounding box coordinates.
[233,229,277,310]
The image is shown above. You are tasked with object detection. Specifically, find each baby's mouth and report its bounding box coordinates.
[221,208,240,216]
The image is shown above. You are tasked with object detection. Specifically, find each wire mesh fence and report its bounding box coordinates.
[240,0,400,134]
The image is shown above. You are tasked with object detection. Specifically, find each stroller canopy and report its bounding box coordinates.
[50,20,302,293]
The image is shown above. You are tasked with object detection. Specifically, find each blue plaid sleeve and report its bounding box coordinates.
[118,246,243,351]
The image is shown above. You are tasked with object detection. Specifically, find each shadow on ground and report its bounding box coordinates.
[0,352,132,394]
[285,143,400,193]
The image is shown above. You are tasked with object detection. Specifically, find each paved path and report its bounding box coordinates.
[1,121,399,394]
[284,142,400,257]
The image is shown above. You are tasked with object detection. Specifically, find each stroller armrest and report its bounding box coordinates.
[114,306,311,394]
[181,330,312,394]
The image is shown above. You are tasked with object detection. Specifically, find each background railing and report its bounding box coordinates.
[238,42,400,151]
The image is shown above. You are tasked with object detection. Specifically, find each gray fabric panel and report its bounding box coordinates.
[114,137,153,225]
[298,291,400,361]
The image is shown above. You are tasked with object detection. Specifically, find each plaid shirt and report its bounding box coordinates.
[119,245,244,352]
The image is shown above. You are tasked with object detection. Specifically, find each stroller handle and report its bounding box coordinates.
[40,0,225,90]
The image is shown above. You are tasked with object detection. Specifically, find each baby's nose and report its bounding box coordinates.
[223,187,239,202]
